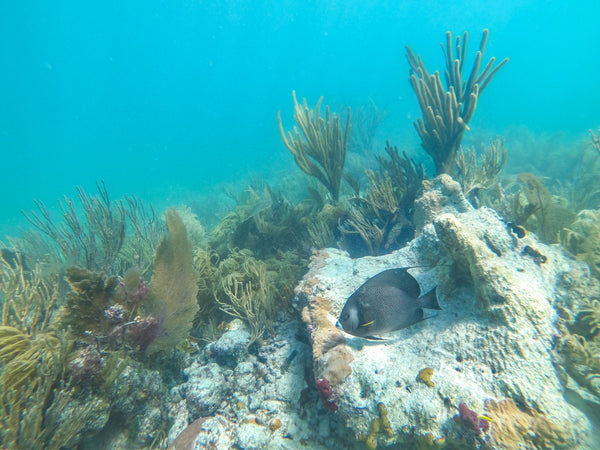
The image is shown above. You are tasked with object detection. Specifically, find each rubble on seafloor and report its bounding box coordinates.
[166,316,359,449]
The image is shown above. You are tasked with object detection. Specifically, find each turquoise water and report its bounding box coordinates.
[1,0,598,235]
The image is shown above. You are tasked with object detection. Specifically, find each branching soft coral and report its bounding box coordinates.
[278,91,351,202]
[581,299,600,335]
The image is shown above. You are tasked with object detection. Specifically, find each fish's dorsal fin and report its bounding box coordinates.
[360,268,421,298]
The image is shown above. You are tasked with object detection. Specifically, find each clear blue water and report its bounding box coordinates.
[0,0,598,235]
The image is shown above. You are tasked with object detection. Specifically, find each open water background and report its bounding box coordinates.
[0,0,598,236]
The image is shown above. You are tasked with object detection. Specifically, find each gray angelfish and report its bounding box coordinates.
[337,267,440,340]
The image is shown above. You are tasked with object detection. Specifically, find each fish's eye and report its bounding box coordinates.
[342,313,349,321]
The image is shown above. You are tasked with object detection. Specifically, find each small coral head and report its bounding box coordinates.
[458,403,490,434]
[68,347,104,384]
[316,378,338,412]
[125,315,161,351]
[316,378,334,399]
[122,276,149,303]
[104,304,126,323]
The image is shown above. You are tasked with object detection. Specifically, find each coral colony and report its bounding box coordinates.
[457,403,491,434]
[316,378,339,412]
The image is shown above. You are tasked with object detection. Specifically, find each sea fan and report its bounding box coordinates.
[146,208,199,353]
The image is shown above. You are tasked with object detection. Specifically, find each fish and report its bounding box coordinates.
[336,267,440,339]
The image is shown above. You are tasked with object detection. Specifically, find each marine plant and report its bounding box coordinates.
[212,249,276,344]
[22,181,126,272]
[341,142,424,256]
[118,195,165,275]
[561,209,600,277]
[145,208,199,353]
[209,185,312,260]
[565,149,600,213]
[553,298,600,410]
[0,257,64,393]
[0,256,101,449]
[192,189,310,344]
[347,99,386,155]
[359,402,394,449]
[0,208,199,447]
[581,299,600,335]
[591,128,600,153]
[515,172,575,243]
[59,266,120,338]
[406,29,508,174]
[22,183,164,276]
[278,91,351,202]
[455,137,507,205]
[57,208,198,355]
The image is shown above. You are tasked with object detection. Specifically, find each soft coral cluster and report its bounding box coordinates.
[457,403,491,434]
[316,378,338,412]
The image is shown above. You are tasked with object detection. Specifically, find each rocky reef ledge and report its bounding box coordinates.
[294,175,595,449]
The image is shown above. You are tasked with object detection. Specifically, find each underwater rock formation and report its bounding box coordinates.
[167,319,356,449]
[294,175,594,448]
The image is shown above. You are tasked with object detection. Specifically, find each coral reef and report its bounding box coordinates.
[293,176,592,448]
[406,30,508,174]
[167,317,355,449]
[297,270,354,387]
[278,91,351,202]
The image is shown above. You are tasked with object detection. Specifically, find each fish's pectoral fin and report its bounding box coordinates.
[360,320,375,328]
[364,335,387,341]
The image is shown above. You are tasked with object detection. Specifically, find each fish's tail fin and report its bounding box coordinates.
[419,287,441,310]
